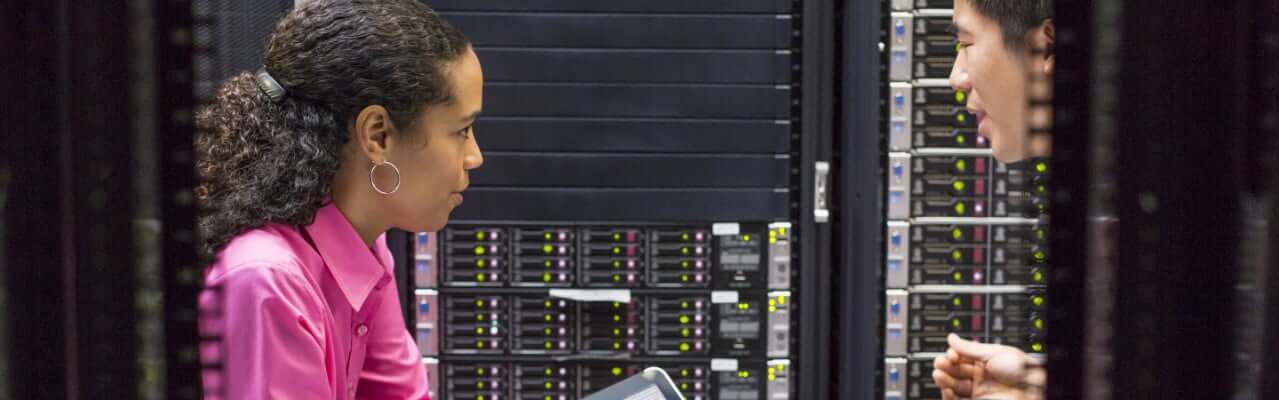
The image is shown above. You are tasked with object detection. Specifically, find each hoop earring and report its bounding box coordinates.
[370,161,401,195]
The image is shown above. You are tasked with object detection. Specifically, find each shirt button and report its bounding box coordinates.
[356,324,369,337]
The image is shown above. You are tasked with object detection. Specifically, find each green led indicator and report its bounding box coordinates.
[544,314,553,322]
[952,228,964,240]
[613,247,622,255]
[953,180,967,192]
[613,342,622,350]
[679,342,691,352]
[956,134,967,145]
[613,302,621,309]
[951,249,964,262]
[476,232,486,240]
[545,368,554,376]
[543,245,553,255]
[956,112,967,124]
[477,259,487,268]
[955,159,968,172]
[613,315,621,322]
[955,90,967,103]
[682,232,690,241]
[1033,296,1045,307]
[544,327,552,335]
[545,342,553,350]
[681,247,690,255]
[1034,318,1045,330]
[682,369,690,377]
[951,318,961,329]
[953,271,964,282]
[954,201,967,215]
[952,297,962,307]
[476,327,485,335]
[613,328,621,336]
[543,273,552,283]
[544,232,552,240]
[679,315,690,324]
[742,234,751,241]
[613,233,622,241]
[476,273,487,282]
[739,371,751,378]
[1037,185,1048,193]
[612,367,623,376]
[545,300,553,308]
[1036,229,1047,241]
[612,274,622,282]
[1036,162,1048,173]
[681,261,690,268]
[613,260,622,269]
[1033,271,1045,282]
[1032,343,1044,352]
[474,246,486,256]
[1034,251,1047,262]
[545,381,553,389]
[681,328,691,337]
[543,260,552,269]
[681,301,690,309]
[681,275,690,282]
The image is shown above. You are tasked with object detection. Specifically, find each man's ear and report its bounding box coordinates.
[1041,19,1055,75]
[353,105,393,163]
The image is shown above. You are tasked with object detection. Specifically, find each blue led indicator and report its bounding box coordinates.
[890,231,902,247]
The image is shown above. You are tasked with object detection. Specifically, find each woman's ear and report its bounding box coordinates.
[353,105,393,163]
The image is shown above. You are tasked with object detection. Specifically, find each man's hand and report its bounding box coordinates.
[932,334,1043,400]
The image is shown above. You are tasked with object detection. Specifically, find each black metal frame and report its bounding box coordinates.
[836,0,882,399]
[1256,0,1279,396]
[799,0,837,398]
[1043,0,1095,398]
[156,0,204,398]
[4,0,142,398]
[1110,1,1249,398]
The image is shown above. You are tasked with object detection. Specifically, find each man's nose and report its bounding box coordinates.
[949,54,972,92]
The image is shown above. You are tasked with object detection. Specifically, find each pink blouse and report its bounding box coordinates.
[200,203,430,400]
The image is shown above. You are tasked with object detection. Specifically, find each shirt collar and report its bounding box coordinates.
[303,202,392,311]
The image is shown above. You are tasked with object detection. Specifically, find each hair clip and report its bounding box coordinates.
[254,67,286,102]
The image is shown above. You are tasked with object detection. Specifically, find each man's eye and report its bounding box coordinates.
[457,126,472,137]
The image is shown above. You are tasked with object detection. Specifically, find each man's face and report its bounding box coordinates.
[950,0,1050,162]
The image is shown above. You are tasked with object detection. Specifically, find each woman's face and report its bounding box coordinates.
[378,47,485,232]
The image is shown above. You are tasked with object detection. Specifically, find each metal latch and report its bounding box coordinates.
[814,162,831,223]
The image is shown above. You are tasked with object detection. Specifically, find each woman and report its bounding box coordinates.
[196,0,482,398]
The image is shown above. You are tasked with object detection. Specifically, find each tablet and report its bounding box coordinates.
[582,367,687,400]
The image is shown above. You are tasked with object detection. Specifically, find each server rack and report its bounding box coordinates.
[402,1,835,399]
[877,2,1052,400]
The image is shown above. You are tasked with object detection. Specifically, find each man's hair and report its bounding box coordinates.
[969,0,1053,51]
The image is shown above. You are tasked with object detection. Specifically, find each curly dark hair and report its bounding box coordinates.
[196,0,470,262]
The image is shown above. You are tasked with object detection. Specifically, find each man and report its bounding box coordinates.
[933,1,1054,399]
